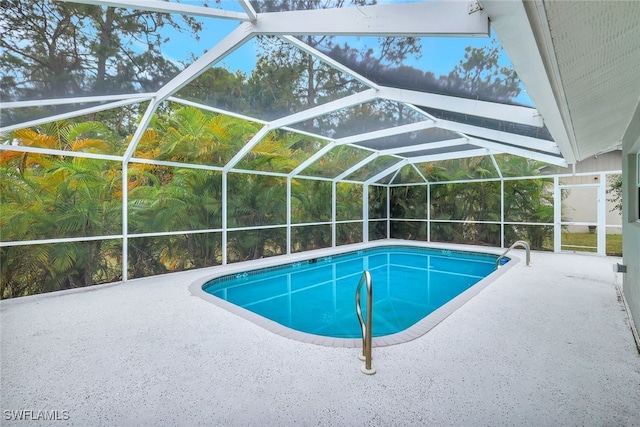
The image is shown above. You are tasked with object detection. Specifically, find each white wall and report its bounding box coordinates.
[560,152,622,234]
[621,104,640,344]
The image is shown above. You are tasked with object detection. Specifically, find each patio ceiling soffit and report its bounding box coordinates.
[481,0,577,164]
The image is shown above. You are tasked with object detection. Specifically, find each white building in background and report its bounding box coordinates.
[560,150,622,234]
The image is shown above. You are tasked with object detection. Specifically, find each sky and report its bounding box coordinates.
[159,1,533,105]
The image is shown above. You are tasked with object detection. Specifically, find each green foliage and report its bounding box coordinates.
[0,122,122,297]
[0,5,547,298]
[607,174,622,213]
[0,0,203,102]
[446,41,521,102]
[390,155,557,249]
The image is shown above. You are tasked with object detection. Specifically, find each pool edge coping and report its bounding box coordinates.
[188,240,520,348]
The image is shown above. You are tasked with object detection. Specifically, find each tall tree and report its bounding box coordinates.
[444,41,521,103]
[0,0,204,102]
[247,0,422,125]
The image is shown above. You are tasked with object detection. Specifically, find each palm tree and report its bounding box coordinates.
[1,121,122,298]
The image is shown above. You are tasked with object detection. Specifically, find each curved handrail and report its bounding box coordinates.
[355,270,375,375]
[496,240,531,269]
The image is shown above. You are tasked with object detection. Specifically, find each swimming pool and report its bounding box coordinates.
[192,243,513,346]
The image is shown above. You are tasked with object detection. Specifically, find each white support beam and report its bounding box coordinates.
[378,86,544,128]
[490,153,503,179]
[155,23,255,102]
[553,176,562,252]
[252,2,490,36]
[412,164,429,183]
[286,176,292,254]
[59,0,252,21]
[0,144,122,162]
[270,89,378,129]
[335,153,379,181]
[224,125,272,172]
[1,93,153,109]
[332,120,436,146]
[236,0,257,21]
[379,138,469,156]
[466,137,568,167]
[366,159,408,185]
[171,97,335,143]
[408,148,493,164]
[481,0,577,163]
[0,98,146,133]
[279,36,380,90]
[167,97,267,125]
[130,157,224,172]
[363,184,369,243]
[289,142,336,177]
[435,118,561,154]
[388,167,403,185]
[123,101,158,162]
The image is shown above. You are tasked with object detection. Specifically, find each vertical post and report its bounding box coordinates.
[286,177,292,255]
[222,171,228,265]
[120,100,158,281]
[386,186,391,239]
[500,178,505,248]
[597,172,607,256]
[122,161,128,282]
[332,181,337,247]
[553,176,562,252]
[427,182,431,242]
[363,184,369,243]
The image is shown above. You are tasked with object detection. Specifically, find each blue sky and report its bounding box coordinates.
[160,2,532,105]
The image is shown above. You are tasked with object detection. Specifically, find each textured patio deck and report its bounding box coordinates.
[2,244,639,426]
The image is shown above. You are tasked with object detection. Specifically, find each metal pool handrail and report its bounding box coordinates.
[355,270,376,375]
[496,240,531,269]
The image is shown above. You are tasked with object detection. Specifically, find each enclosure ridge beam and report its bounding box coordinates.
[59,0,252,21]
[270,89,379,129]
[436,119,561,154]
[167,97,268,125]
[467,136,568,167]
[130,158,225,172]
[407,148,493,164]
[333,120,437,146]
[378,86,545,128]
[252,2,490,36]
[379,138,470,156]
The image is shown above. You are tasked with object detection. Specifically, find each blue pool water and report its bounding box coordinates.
[203,246,504,338]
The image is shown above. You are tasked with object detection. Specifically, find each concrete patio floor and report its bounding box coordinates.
[2,244,640,426]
